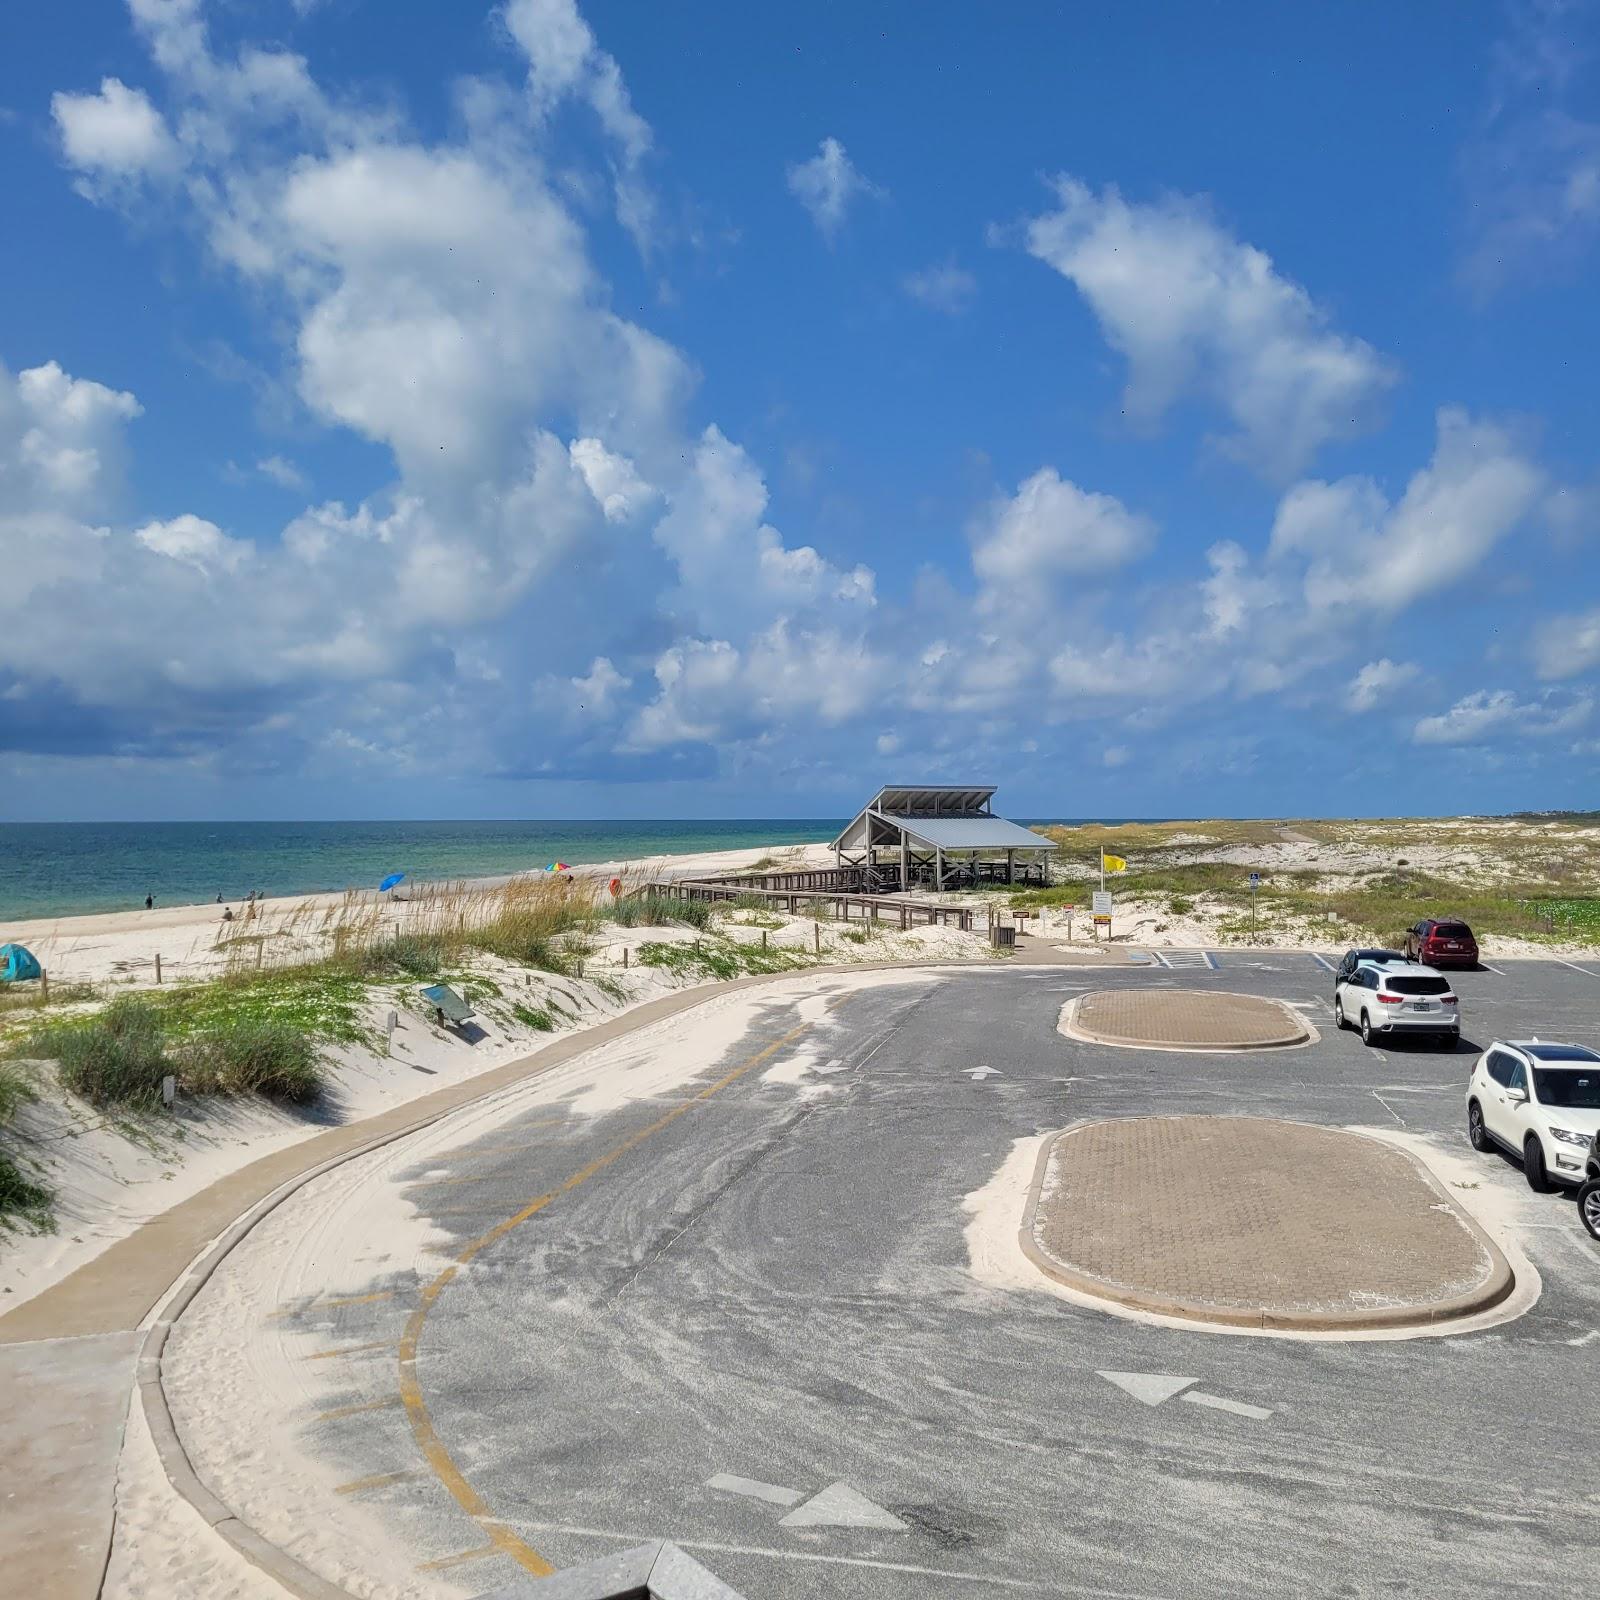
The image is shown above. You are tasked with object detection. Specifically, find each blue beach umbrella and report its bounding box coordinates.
[379,872,405,893]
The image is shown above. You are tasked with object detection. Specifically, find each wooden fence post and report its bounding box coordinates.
[40,968,49,1005]
[623,945,629,969]
[155,952,163,984]
[814,922,821,955]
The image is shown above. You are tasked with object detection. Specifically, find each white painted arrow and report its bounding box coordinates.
[964,1064,1000,1080]
[1096,1371,1196,1407]
[706,1472,803,1507]
[779,1481,907,1532]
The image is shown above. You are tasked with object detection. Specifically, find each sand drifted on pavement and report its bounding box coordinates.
[1024,1116,1514,1332]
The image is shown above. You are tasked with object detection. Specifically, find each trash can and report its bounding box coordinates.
[990,923,1017,950]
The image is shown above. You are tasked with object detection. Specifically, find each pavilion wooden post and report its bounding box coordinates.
[935,848,945,892]
[1006,849,1015,885]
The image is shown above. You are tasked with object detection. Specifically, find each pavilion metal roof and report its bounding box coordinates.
[831,784,1055,854]
[885,815,1056,852]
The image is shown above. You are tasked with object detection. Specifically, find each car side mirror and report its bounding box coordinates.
[1507,1086,1528,1104]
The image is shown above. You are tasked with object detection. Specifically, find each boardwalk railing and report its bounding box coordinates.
[642,876,976,931]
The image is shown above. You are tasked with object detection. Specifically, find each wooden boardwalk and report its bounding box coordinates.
[642,873,978,931]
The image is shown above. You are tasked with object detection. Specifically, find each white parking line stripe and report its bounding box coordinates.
[1480,962,1506,975]
[1152,950,1173,969]
[1310,953,1335,974]
[1203,950,1219,970]
[1554,958,1599,977]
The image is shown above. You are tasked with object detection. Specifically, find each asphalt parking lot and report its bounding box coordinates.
[180,956,1600,1598]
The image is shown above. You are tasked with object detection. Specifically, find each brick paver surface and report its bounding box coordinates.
[1074,988,1307,1048]
[1031,1116,1506,1322]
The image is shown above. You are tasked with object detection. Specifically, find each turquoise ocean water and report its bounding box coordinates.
[0,820,846,921]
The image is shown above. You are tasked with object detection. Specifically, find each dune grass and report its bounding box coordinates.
[0,1060,52,1228]
[14,997,328,1107]
[635,937,805,982]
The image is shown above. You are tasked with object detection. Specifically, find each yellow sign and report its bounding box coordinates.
[1093,914,1112,926]
[1102,853,1127,873]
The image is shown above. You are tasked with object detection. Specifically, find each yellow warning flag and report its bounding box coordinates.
[1102,853,1128,873]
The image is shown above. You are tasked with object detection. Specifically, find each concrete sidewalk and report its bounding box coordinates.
[0,952,1047,1598]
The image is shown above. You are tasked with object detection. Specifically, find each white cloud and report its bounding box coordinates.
[875,731,901,756]
[970,468,1154,598]
[569,437,652,522]
[903,261,977,314]
[135,513,249,574]
[1275,409,1544,614]
[1463,2,1600,294]
[1412,689,1592,746]
[501,0,656,251]
[256,454,306,490]
[1102,745,1131,768]
[1533,606,1600,681]
[1346,658,1420,712]
[787,138,880,240]
[52,77,179,184]
[1024,176,1396,478]
[0,360,140,516]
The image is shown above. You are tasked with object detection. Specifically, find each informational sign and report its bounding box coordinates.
[1092,891,1113,915]
[1093,914,1112,927]
[1248,872,1261,888]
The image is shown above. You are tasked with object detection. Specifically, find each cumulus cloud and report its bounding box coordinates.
[1273,409,1544,613]
[1024,176,1396,478]
[970,468,1154,602]
[787,138,880,240]
[52,77,179,186]
[135,512,250,573]
[1412,689,1592,746]
[1533,606,1600,681]
[1346,658,1420,712]
[903,261,977,314]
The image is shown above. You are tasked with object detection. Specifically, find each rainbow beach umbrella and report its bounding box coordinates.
[544,861,571,872]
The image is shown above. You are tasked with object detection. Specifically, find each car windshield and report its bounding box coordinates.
[1533,1069,1600,1108]
[1386,976,1450,995]
[1525,1044,1600,1062]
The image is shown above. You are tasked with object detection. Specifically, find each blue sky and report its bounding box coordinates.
[2,0,1598,821]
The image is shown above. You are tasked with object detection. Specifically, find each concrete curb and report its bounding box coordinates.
[108,955,1036,1600]
[1019,1120,1517,1334]
[1058,991,1315,1052]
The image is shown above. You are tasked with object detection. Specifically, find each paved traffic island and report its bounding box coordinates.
[1022,1116,1515,1332]
[1063,988,1311,1050]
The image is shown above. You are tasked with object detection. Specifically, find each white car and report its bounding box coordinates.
[1466,1041,1600,1191]
[1333,959,1459,1046]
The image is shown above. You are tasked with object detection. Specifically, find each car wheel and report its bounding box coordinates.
[1579,1180,1600,1243]
[1467,1100,1491,1153]
[1333,997,1346,1029]
[1359,1011,1374,1046]
[1523,1136,1552,1194]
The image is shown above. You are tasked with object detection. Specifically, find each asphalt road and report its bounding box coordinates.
[235,957,1600,1598]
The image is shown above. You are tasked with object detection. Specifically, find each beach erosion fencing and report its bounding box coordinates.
[640,872,977,932]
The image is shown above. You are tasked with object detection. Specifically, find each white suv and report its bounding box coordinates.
[1466,1041,1600,1191]
[1333,960,1459,1046]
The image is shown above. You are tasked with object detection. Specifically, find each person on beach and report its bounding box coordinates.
[144,893,153,910]
[221,906,234,922]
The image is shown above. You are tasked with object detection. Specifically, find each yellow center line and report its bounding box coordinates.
[416,1542,500,1573]
[304,1339,396,1361]
[335,1468,426,1496]
[317,1395,403,1423]
[396,1020,812,1579]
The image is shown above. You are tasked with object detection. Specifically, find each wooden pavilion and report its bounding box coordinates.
[830,783,1056,891]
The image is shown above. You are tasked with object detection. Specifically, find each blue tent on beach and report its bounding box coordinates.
[0,944,42,983]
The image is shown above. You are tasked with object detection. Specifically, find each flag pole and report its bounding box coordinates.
[1100,846,1105,893]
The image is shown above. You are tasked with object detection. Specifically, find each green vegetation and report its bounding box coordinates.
[41,998,171,1107]
[511,1002,557,1032]
[178,1020,323,1102]
[0,978,99,1017]
[635,937,805,982]
[0,1060,52,1229]
[15,997,327,1107]
[602,891,714,930]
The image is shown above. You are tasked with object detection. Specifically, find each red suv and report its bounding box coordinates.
[1404,918,1479,969]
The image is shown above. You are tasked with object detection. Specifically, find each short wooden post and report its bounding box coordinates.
[155,952,163,984]
[814,922,821,955]
[762,930,768,949]
[39,968,49,1005]
[623,945,629,968]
